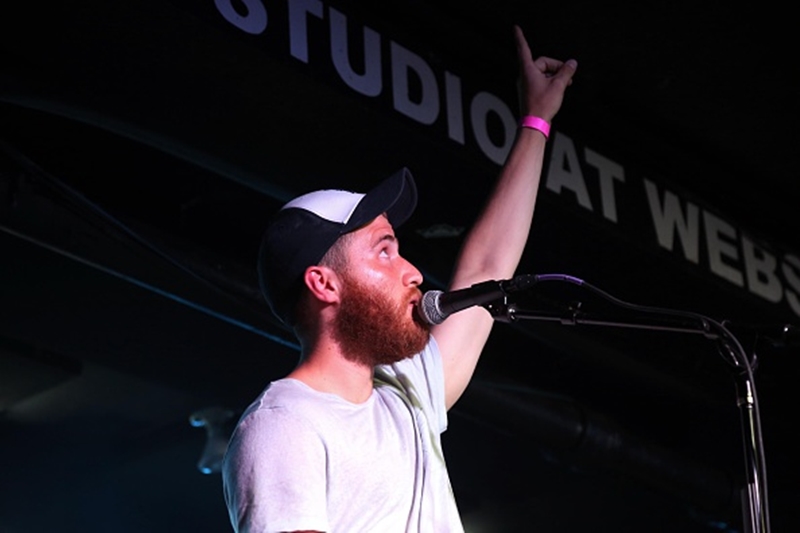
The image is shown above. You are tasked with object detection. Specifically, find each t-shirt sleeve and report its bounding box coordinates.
[221,404,329,533]
[374,335,448,434]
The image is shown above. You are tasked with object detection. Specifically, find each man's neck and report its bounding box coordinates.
[288,343,375,404]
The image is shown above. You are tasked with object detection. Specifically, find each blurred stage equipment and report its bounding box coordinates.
[190,406,236,474]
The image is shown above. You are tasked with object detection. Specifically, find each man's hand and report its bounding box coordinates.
[514,24,578,121]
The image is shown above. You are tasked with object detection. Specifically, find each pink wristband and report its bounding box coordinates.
[519,115,550,139]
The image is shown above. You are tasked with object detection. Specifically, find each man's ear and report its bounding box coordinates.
[303,265,342,304]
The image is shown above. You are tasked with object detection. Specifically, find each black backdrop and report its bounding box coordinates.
[2,1,799,532]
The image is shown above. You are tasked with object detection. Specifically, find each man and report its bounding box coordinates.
[222,25,577,532]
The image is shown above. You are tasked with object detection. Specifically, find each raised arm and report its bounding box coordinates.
[432,25,577,409]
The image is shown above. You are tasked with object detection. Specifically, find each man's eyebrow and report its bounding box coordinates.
[372,233,397,247]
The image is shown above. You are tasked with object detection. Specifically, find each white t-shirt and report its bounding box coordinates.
[222,336,464,533]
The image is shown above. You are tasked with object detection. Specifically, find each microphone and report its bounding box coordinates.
[417,274,539,325]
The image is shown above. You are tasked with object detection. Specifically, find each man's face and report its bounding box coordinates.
[331,216,430,366]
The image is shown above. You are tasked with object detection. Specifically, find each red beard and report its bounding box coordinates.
[333,272,431,367]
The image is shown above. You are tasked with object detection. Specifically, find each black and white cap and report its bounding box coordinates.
[257,167,417,327]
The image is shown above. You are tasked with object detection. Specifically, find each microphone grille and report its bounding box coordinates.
[419,290,446,325]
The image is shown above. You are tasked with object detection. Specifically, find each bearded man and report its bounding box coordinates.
[222,25,577,532]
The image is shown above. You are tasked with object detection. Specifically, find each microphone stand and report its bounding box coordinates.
[484,274,771,533]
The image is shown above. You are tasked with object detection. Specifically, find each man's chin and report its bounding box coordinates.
[411,309,432,333]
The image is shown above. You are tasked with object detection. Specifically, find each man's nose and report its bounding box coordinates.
[402,257,423,287]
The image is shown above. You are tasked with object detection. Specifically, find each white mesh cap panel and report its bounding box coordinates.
[281,189,366,224]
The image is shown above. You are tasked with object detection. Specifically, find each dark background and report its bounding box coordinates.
[1,1,798,532]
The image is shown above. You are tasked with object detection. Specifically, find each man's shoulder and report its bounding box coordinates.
[246,378,330,416]
[231,379,333,441]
